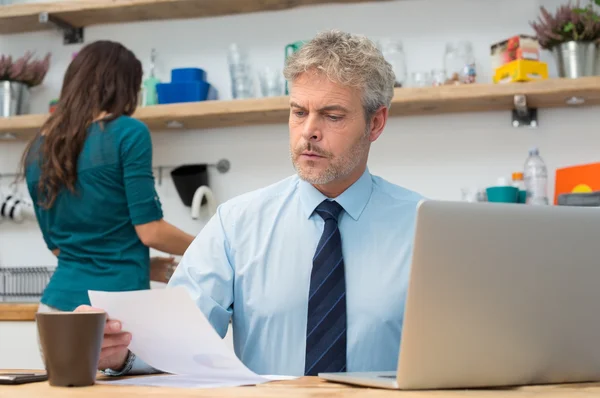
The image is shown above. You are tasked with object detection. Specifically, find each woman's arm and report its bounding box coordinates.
[135,220,194,255]
[120,121,195,256]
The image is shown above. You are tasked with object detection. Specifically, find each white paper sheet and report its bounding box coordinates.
[99,374,298,389]
[88,287,270,387]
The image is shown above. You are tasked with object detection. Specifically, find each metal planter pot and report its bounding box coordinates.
[0,80,30,117]
[553,41,597,78]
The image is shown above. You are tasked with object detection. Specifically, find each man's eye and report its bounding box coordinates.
[327,115,342,121]
[294,111,306,117]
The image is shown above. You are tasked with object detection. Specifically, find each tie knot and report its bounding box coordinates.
[315,200,344,222]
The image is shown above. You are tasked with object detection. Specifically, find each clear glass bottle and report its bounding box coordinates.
[378,38,407,88]
[523,148,549,205]
[444,41,476,84]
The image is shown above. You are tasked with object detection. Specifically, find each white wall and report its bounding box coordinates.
[0,0,599,368]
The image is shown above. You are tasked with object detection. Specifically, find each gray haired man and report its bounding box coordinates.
[79,29,424,377]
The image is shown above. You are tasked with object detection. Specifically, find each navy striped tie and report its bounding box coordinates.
[305,200,346,376]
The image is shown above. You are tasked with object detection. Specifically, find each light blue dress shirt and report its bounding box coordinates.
[130,168,424,376]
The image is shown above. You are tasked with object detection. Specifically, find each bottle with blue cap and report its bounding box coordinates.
[523,147,549,205]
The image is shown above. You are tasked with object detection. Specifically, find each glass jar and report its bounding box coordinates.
[444,41,476,84]
[378,38,407,88]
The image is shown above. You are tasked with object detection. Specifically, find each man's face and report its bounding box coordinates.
[289,72,371,185]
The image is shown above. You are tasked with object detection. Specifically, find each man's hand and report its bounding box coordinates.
[74,305,131,371]
[150,256,177,284]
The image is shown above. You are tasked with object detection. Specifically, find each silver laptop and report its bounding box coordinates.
[320,199,600,389]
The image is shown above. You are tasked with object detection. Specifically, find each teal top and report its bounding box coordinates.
[25,116,164,311]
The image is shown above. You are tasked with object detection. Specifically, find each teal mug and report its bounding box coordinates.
[486,186,519,203]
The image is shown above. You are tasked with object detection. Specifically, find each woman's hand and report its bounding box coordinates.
[150,256,177,284]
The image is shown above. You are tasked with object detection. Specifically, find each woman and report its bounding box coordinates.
[20,40,195,312]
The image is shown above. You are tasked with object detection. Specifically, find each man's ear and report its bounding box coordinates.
[368,106,388,142]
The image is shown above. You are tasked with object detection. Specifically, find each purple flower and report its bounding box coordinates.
[530,0,600,50]
[0,51,51,87]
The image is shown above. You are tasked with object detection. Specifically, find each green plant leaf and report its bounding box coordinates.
[595,0,600,6]
[563,21,575,32]
[573,8,587,13]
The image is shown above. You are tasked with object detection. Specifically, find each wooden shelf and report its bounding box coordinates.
[0,303,38,321]
[391,76,600,115]
[0,0,389,35]
[2,77,600,141]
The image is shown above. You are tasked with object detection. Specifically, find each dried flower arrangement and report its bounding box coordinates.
[0,51,51,87]
[530,0,600,50]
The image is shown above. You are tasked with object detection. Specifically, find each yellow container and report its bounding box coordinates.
[493,59,549,84]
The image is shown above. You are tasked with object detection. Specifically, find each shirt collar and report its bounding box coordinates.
[298,167,373,221]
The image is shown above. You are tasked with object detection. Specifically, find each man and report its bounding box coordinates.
[83,29,424,377]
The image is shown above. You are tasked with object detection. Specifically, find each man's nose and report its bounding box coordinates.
[302,114,322,142]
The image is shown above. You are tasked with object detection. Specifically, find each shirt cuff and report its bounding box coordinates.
[102,350,136,377]
[102,351,160,377]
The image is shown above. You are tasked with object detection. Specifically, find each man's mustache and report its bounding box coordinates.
[294,142,332,158]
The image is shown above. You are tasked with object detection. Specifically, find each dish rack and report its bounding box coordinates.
[0,266,55,302]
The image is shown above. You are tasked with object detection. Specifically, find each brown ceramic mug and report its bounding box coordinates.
[36,311,106,387]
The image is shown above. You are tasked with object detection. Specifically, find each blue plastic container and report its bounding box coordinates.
[157,81,216,104]
[171,68,206,83]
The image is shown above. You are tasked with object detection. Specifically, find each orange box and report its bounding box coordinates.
[554,162,600,204]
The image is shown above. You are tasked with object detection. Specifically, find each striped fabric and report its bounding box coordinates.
[305,200,347,376]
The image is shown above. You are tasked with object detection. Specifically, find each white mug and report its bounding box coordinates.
[0,194,25,223]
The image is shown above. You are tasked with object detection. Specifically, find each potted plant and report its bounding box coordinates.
[0,51,51,117]
[530,0,600,78]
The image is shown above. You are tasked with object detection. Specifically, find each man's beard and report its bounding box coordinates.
[290,132,370,185]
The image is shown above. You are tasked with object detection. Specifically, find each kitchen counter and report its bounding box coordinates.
[4,372,600,397]
[0,303,38,321]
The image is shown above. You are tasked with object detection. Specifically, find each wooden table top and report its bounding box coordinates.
[0,303,38,321]
[3,372,600,397]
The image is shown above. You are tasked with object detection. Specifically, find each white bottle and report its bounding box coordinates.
[523,148,549,205]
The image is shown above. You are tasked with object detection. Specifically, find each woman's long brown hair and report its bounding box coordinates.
[20,40,143,209]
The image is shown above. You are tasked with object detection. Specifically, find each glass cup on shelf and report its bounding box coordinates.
[461,187,480,203]
[228,43,256,99]
[258,67,284,97]
[431,69,447,86]
[411,71,432,87]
